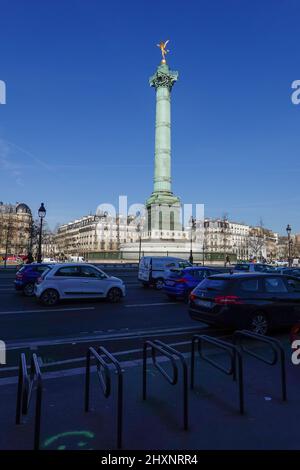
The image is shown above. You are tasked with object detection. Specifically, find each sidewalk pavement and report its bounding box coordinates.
[0,337,299,450]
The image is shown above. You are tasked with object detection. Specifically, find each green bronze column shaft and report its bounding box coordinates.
[149,63,178,197]
[154,84,171,193]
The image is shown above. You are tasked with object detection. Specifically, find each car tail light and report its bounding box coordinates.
[214,295,243,305]
[175,278,187,284]
[189,293,196,301]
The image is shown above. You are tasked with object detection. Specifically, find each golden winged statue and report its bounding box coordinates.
[157,40,170,63]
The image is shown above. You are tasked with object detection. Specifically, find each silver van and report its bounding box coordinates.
[138,256,191,289]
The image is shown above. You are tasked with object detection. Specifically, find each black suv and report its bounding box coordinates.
[189,273,300,334]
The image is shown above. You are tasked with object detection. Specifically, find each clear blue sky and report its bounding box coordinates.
[0,0,299,234]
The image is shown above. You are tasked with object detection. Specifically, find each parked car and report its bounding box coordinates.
[14,263,52,296]
[275,267,300,278]
[34,263,126,306]
[69,256,86,263]
[138,256,191,289]
[163,266,230,301]
[233,263,276,273]
[275,260,289,267]
[189,273,300,335]
[2,255,23,264]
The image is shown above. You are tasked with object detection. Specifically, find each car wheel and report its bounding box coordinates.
[23,282,34,297]
[107,287,122,303]
[40,289,59,306]
[155,278,164,290]
[249,312,269,335]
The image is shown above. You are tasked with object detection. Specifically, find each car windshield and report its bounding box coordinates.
[195,277,230,292]
[41,266,52,278]
[191,269,206,279]
[17,266,26,273]
[178,261,191,268]
[234,264,249,271]
[254,264,276,272]
[284,269,300,276]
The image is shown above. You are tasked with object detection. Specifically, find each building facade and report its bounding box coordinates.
[55,214,141,259]
[203,219,250,261]
[0,202,33,257]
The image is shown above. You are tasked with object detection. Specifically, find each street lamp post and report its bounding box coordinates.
[189,216,196,265]
[136,223,142,262]
[37,203,46,263]
[286,224,292,267]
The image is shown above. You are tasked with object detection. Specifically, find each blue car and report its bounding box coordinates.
[163,266,228,301]
[14,263,52,296]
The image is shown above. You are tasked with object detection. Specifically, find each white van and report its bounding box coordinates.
[69,256,85,263]
[138,256,191,289]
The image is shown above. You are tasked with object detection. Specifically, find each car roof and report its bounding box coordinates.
[234,263,273,267]
[183,266,221,271]
[47,263,98,268]
[209,272,294,279]
[281,267,300,270]
[23,263,51,267]
[142,256,188,261]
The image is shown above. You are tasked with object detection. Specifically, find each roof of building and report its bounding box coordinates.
[16,203,32,215]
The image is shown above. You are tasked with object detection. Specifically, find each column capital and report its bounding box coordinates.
[149,63,178,91]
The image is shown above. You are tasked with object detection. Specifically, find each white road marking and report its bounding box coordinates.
[0,307,95,316]
[5,324,211,349]
[124,302,178,307]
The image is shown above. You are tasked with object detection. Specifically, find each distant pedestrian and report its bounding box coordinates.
[26,252,34,264]
[225,255,231,266]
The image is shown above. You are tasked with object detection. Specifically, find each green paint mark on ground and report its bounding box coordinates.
[77,441,87,447]
[43,431,95,448]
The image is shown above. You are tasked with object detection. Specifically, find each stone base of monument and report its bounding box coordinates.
[120,237,202,261]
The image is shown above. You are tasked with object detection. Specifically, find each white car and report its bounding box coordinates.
[34,263,126,306]
[42,257,56,263]
[233,263,276,273]
[138,256,191,289]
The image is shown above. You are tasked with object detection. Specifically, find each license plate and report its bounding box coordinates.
[195,299,212,308]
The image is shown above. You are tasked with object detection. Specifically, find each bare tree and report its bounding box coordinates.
[248,219,265,261]
[29,219,55,260]
[0,207,19,266]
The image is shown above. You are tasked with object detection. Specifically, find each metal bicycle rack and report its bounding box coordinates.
[233,330,287,401]
[84,346,123,449]
[143,340,189,430]
[15,353,43,450]
[191,334,244,415]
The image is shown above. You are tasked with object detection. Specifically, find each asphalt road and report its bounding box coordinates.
[0,267,216,374]
[0,268,196,343]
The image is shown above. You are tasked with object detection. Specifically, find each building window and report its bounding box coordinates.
[170,211,174,231]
